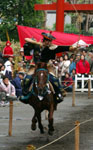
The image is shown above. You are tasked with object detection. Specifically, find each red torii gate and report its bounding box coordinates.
[35,0,93,32]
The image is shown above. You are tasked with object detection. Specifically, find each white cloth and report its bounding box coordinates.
[4,60,12,72]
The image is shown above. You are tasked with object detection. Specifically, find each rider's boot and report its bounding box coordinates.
[19,92,32,104]
[55,91,64,103]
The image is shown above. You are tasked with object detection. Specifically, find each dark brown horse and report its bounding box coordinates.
[27,62,57,135]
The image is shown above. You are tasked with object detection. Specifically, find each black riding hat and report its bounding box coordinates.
[41,32,56,41]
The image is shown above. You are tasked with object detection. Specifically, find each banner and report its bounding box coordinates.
[17,25,93,48]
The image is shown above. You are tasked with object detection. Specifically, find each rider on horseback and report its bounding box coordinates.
[20,32,75,104]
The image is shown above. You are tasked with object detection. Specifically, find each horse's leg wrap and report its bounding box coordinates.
[31,115,37,130]
[37,114,44,134]
[48,118,54,135]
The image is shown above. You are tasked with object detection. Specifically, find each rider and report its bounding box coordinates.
[20,32,76,103]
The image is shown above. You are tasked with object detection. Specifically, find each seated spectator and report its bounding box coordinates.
[4,56,14,80]
[69,56,76,74]
[61,54,70,80]
[62,72,73,92]
[76,54,90,75]
[12,72,25,98]
[0,76,16,106]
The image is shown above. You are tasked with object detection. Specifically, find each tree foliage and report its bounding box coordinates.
[0,0,44,41]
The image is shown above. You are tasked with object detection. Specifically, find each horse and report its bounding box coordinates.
[22,62,57,135]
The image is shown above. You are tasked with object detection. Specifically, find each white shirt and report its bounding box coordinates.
[4,60,12,72]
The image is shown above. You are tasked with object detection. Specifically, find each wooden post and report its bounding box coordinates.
[75,121,80,150]
[72,82,75,107]
[8,101,13,136]
[88,79,91,99]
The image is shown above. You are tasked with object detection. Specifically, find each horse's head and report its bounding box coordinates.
[35,62,49,96]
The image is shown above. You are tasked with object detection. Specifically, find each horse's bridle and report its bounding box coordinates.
[31,68,49,97]
[35,68,49,83]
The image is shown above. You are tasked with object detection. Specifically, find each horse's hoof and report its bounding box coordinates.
[31,124,36,131]
[48,130,53,136]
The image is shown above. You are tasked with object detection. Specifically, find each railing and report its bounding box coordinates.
[75,74,93,92]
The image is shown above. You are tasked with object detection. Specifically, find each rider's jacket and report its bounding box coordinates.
[24,42,70,63]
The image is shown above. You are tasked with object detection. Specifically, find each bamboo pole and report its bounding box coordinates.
[75,121,80,150]
[6,30,10,41]
[72,82,75,107]
[8,101,13,136]
[88,79,91,99]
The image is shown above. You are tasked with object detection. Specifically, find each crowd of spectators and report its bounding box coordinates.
[49,48,93,92]
[0,41,93,106]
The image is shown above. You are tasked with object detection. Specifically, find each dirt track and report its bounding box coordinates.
[0,93,93,150]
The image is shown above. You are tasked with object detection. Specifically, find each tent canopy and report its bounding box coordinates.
[17,25,93,48]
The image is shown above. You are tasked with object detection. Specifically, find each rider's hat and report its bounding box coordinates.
[41,32,56,41]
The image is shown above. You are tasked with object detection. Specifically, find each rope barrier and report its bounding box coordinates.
[69,0,79,15]
[36,118,93,150]
[62,79,89,90]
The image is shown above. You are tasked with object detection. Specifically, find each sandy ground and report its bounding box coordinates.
[0,93,93,150]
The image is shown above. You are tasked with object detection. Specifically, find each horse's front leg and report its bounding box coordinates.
[37,113,44,134]
[31,112,37,131]
[48,104,54,135]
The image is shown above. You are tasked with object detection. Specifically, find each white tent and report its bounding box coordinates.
[72,40,90,48]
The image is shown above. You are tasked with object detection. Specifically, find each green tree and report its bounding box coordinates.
[0,0,44,41]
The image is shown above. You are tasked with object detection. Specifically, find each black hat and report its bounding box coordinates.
[41,32,56,41]
[18,72,25,76]
[80,48,87,52]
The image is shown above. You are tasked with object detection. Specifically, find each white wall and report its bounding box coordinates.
[46,11,71,29]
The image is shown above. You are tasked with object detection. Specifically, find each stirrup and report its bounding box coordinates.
[55,93,64,103]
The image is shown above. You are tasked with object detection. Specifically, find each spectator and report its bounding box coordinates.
[58,56,63,77]
[76,54,90,75]
[62,72,73,92]
[0,53,4,65]
[75,53,80,64]
[80,48,87,59]
[4,56,14,80]
[52,59,59,77]
[0,76,16,106]
[12,72,25,98]
[0,64,5,83]
[87,50,93,73]
[0,64,5,75]
[69,56,76,74]
[2,41,14,62]
[0,52,3,59]
[61,54,70,80]
[19,48,25,63]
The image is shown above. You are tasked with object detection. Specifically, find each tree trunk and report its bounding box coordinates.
[85,14,90,32]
